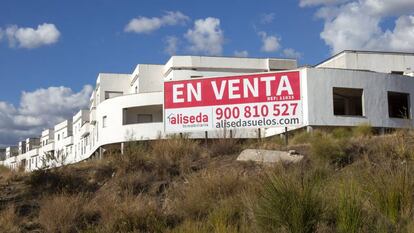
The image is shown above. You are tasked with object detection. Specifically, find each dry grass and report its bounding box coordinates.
[2,130,414,233]
[0,205,20,233]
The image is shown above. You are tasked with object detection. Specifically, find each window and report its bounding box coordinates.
[57,134,60,141]
[102,116,107,128]
[388,92,410,118]
[333,87,364,116]
[135,86,138,94]
[137,114,153,123]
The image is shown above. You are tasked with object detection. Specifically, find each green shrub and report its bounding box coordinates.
[291,131,313,145]
[254,165,325,233]
[336,180,364,233]
[363,161,414,229]
[310,134,350,167]
[331,127,352,139]
[170,197,248,233]
[352,123,373,138]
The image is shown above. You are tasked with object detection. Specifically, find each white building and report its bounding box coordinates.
[2,50,414,171]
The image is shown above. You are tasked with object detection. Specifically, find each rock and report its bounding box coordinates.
[237,149,303,163]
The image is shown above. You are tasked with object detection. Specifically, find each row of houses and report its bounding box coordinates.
[1,50,414,171]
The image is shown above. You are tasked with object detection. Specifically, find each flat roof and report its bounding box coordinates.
[316,50,414,67]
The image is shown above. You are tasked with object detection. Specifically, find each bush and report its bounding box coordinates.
[38,193,96,233]
[209,138,241,157]
[88,192,168,233]
[111,141,152,174]
[170,195,250,233]
[254,165,325,233]
[150,137,203,177]
[167,167,248,220]
[310,134,350,167]
[27,169,96,194]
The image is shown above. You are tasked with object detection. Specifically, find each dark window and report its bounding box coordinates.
[333,88,363,116]
[137,114,153,123]
[388,92,410,118]
[104,91,123,100]
[102,116,107,128]
[391,71,404,75]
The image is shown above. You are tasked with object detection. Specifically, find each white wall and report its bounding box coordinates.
[130,64,164,94]
[317,51,414,74]
[97,73,130,105]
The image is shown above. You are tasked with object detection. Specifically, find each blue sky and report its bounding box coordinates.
[0,0,327,105]
[0,0,413,145]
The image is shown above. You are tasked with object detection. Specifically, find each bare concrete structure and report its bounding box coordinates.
[2,51,414,171]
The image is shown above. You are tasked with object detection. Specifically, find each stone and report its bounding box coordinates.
[237,149,303,163]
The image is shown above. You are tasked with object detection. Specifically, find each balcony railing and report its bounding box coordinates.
[62,136,73,146]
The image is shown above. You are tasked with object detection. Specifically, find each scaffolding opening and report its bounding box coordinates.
[333,87,363,116]
[122,105,163,125]
[388,92,410,118]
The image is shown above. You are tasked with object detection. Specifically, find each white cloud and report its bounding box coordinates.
[282,48,303,59]
[125,11,189,34]
[0,85,93,146]
[4,23,60,49]
[164,36,179,55]
[304,0,414,54]
[260,13,275,24]
[259,32,280,52]
[185,17,224,56]
[234,50,249,57]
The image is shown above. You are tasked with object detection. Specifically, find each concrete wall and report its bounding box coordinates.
[304,67,414,128]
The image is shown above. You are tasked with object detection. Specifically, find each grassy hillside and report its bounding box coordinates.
[0,127,414,233]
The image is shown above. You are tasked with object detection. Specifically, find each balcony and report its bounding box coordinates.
[80,122,90,137]
[42,142,55,152]
[26,148,39,157]
[62,136,73,146]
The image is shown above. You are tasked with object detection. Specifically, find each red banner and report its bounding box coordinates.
[164,71,300,109]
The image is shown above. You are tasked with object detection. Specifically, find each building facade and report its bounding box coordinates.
[2,51,414,171]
